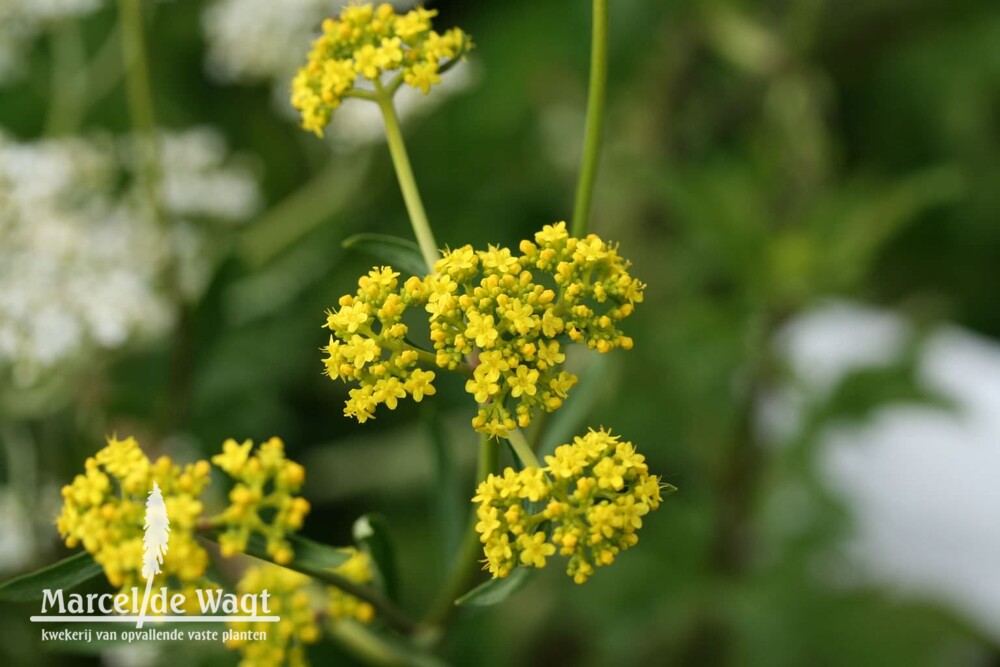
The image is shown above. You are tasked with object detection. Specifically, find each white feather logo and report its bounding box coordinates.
[136,481,169,628]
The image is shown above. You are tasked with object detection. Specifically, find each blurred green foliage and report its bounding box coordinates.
[2,0,999,665]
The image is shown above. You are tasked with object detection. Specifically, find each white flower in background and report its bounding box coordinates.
[0,0,174,84]
[0,128,260,394]
[0,0,102,83]
[134,127,262,223]
[202,0,414,85]
[12,0,102,21]
[0,487,35,572]
[202,0,333,85]
[772,302,1000,641]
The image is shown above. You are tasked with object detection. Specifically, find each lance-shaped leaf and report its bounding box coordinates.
[353,514,400,601]
[0,552,103,602]
[454,567,535,607]
[342,233,429,277]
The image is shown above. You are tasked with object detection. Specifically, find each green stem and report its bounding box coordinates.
[421,435,498,628]
[375,91,440,272]
[116,0,163,226]
[507,428,541,469]
[327,620,404,666]
[571,0,609,237]
[45,19,86,136]
[329,619,449,667]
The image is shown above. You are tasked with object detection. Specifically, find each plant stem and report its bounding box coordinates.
[197,526,419,636]
[507,428,541,469]
[327,620,404,666]
[45,19,86,136]
[571,0,609,237]
[709,309,784,574]
[376,91,440,271]
[421,435,497,628]
[117,0,196,434]
[82,24,126,111]
[117,0,162,226]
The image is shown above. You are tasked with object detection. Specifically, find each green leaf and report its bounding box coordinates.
[0,552,104,602]
[352,514,400,601]
[226,532,417,635]
[342,233,429,277]
[241,533,351,576]
[454,567,535,607]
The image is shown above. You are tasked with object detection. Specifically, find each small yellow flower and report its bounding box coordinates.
[465,311,499,348]
[406,368,437,401]
[517,532,555,568]
[403,60,441,94]
[507,364,539,398]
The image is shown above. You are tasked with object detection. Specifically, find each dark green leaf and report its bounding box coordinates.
[454,567,535,607]
[342,233,429,277]
[352,514,400,601]
[240,533,351,576]
[0,552,103,602]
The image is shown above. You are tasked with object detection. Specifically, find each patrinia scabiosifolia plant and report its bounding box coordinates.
[300,3,672,589]
[29,3,673,666]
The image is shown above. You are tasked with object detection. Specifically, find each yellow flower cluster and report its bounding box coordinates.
[56,436,211,589]
[212,437,311,565]
[291,3,472,135]
[322,266,437,423]
[472,430,669,583]
[432,222,643,437]
[322,223,645,437]
[326,548,377,623]
[226,566,319,667]
[225,551,376,667]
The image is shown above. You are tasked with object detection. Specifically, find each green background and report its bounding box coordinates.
[2,0,999,665]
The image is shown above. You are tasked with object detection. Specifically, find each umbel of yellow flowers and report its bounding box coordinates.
[473,430,671,583]
[56,436,309,585]
[321,222,646,438]
[57,436,379,667]
[56,436,211,589]
[291,3,472,135]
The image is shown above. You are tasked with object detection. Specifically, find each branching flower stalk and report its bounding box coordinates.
[39,5,669,667]
[116,0,194,433]
[291,3,472,271]
[295,0,666,621]
[116,0,163,228]
[376,88,439,271]
[55,437,420,650]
